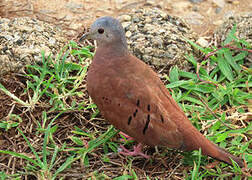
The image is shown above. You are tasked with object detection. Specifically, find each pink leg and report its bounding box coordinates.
[118,132,149,159]
[119,143,150,159]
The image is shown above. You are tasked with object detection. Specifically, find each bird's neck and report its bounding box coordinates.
[96,40,129,58]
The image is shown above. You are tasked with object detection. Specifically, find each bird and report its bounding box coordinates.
[79,16,244,167]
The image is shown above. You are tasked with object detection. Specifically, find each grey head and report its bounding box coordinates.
[79,16,128,51]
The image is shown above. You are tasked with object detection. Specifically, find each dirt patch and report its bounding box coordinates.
[1,0,252,36]
[0,0,251,179]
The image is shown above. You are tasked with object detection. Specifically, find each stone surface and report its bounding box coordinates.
[0,17,68,76]
[196,37,209,47]
[213,0,225,8]
[118,8,198,73]
[184,11,204,25]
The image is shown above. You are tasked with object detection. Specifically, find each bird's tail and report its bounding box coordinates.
[209,143,244,167]
[183,126,244,167]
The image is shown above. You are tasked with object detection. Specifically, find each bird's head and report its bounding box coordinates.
[79,16,127,49]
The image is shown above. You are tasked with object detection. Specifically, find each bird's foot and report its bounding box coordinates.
[119,143,150,159]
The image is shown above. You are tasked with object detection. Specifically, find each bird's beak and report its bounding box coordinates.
[79,32,91,43]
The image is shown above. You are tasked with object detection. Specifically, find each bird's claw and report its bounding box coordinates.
[119,143,150,159]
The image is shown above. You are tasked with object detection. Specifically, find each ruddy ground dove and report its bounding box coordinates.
[79,16,244,167]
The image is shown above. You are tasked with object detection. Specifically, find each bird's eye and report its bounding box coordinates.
[98,28,104,34]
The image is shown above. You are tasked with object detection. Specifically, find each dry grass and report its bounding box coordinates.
[0,34,251,179]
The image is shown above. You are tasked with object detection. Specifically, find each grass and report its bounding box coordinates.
[0,26,251,179]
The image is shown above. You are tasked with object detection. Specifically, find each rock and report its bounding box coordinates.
[215,7,222,14]
[0,17,68,76]
[121,22,131,29]
[196,37,209,47]
[118,8,198,73]
[224,11,235,19]
[119,15,132,21]
[125,31,132,38]
[184,12,204,25]
[214,13,252,67]
[212,0,225,8]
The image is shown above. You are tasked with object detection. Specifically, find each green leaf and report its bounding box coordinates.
[113,175,133,180]
[233,51,248,62]
[217,55,234,81]
[179,71,197,80]
[224,24,237,45]
[181,84,215,93]
[166,80,190,88]
[210,121,221,132]
[186,39,206,53]
[216,132,228,143]
[52,155,76,180]
[169,66,179,82]
[224,49,241,73]
[0,150,40,167]
[70,136,84,146]
[186,54,197,67]
[181,96,203,106]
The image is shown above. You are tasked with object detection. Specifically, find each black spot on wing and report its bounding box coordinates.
[160,115,164,123]
[147,104,150,111]
[143,114,150,135]
[136,99,140,107]
[133,109,138,117]
[128,116,132,125]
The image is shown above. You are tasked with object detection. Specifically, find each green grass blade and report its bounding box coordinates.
[52,155,77,180]
[217,55,234,81]
[48,146,59,170]
[17,128,44,167]
[0,150,40,167]
[224,49,241,73]
[0,83,30,107]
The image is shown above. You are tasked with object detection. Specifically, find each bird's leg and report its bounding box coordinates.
[118,132,149,159]
[119,143,150,159]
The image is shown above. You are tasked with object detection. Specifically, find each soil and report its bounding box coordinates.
[0,0,251,179]
[1,0,252,36]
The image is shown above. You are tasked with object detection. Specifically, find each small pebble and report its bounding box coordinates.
[120,15,132,21]
[212,0,225,8]
[196,37,209,47]
[215,7,222,14]
[15,39,23,46]
[184,12,204,25]
[232,1,240,5]
[125,31,132,38]
[121,22,131,29]
[133,17,140,23]
[224,11,235,19]
[158,29,165,33]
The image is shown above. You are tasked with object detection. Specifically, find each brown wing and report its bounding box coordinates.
[87,53,183,148]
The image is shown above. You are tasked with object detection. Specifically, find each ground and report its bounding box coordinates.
[1,0,252,36]
[0,0,251,179]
